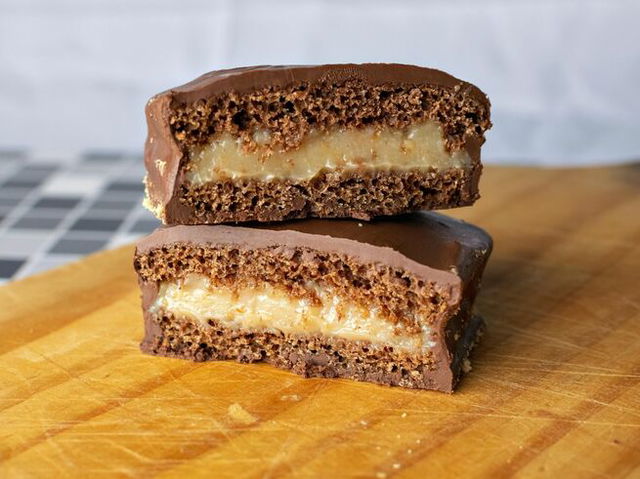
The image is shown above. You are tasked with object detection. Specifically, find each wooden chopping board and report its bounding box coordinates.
[1,165,640,478]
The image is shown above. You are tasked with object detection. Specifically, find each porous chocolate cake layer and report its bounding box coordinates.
[141,312,484,391]
[143,64,491,224]
[134,212,492,392]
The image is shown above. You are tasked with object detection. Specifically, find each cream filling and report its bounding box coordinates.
[185,120,470,183]
[151,274,436,353]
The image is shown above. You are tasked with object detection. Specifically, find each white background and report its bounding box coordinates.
[1,0,639,165]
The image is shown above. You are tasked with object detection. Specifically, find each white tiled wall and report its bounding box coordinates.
[1,0,639,164]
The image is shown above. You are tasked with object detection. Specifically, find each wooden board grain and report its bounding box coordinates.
[1,165,640,478]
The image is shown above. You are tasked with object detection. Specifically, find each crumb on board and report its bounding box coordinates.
[227,403,258,425]
[280,394,301,402]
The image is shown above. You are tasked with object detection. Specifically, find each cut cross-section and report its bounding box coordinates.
[134,212,493,392]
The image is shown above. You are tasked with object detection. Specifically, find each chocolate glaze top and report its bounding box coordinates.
[136,212,493,306]
[164,63,489,106]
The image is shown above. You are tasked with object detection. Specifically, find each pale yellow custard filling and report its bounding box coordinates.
[151,274,436,352]
[185,120,470,183]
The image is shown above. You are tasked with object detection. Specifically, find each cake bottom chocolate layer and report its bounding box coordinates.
[166,165,481,224]
[141,312,484,393]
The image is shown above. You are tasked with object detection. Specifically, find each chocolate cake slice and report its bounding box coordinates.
[143,64,491,224]
[134,212,492,392]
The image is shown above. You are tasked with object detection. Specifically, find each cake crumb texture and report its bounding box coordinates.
[171,165,480,223]
[169,80,491,154]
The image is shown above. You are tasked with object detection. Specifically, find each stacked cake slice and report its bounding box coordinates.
[135,64,492,392]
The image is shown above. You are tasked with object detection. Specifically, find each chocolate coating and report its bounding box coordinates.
[169,64,489,105]
[143,63,491,223]
[135,212,492,392]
